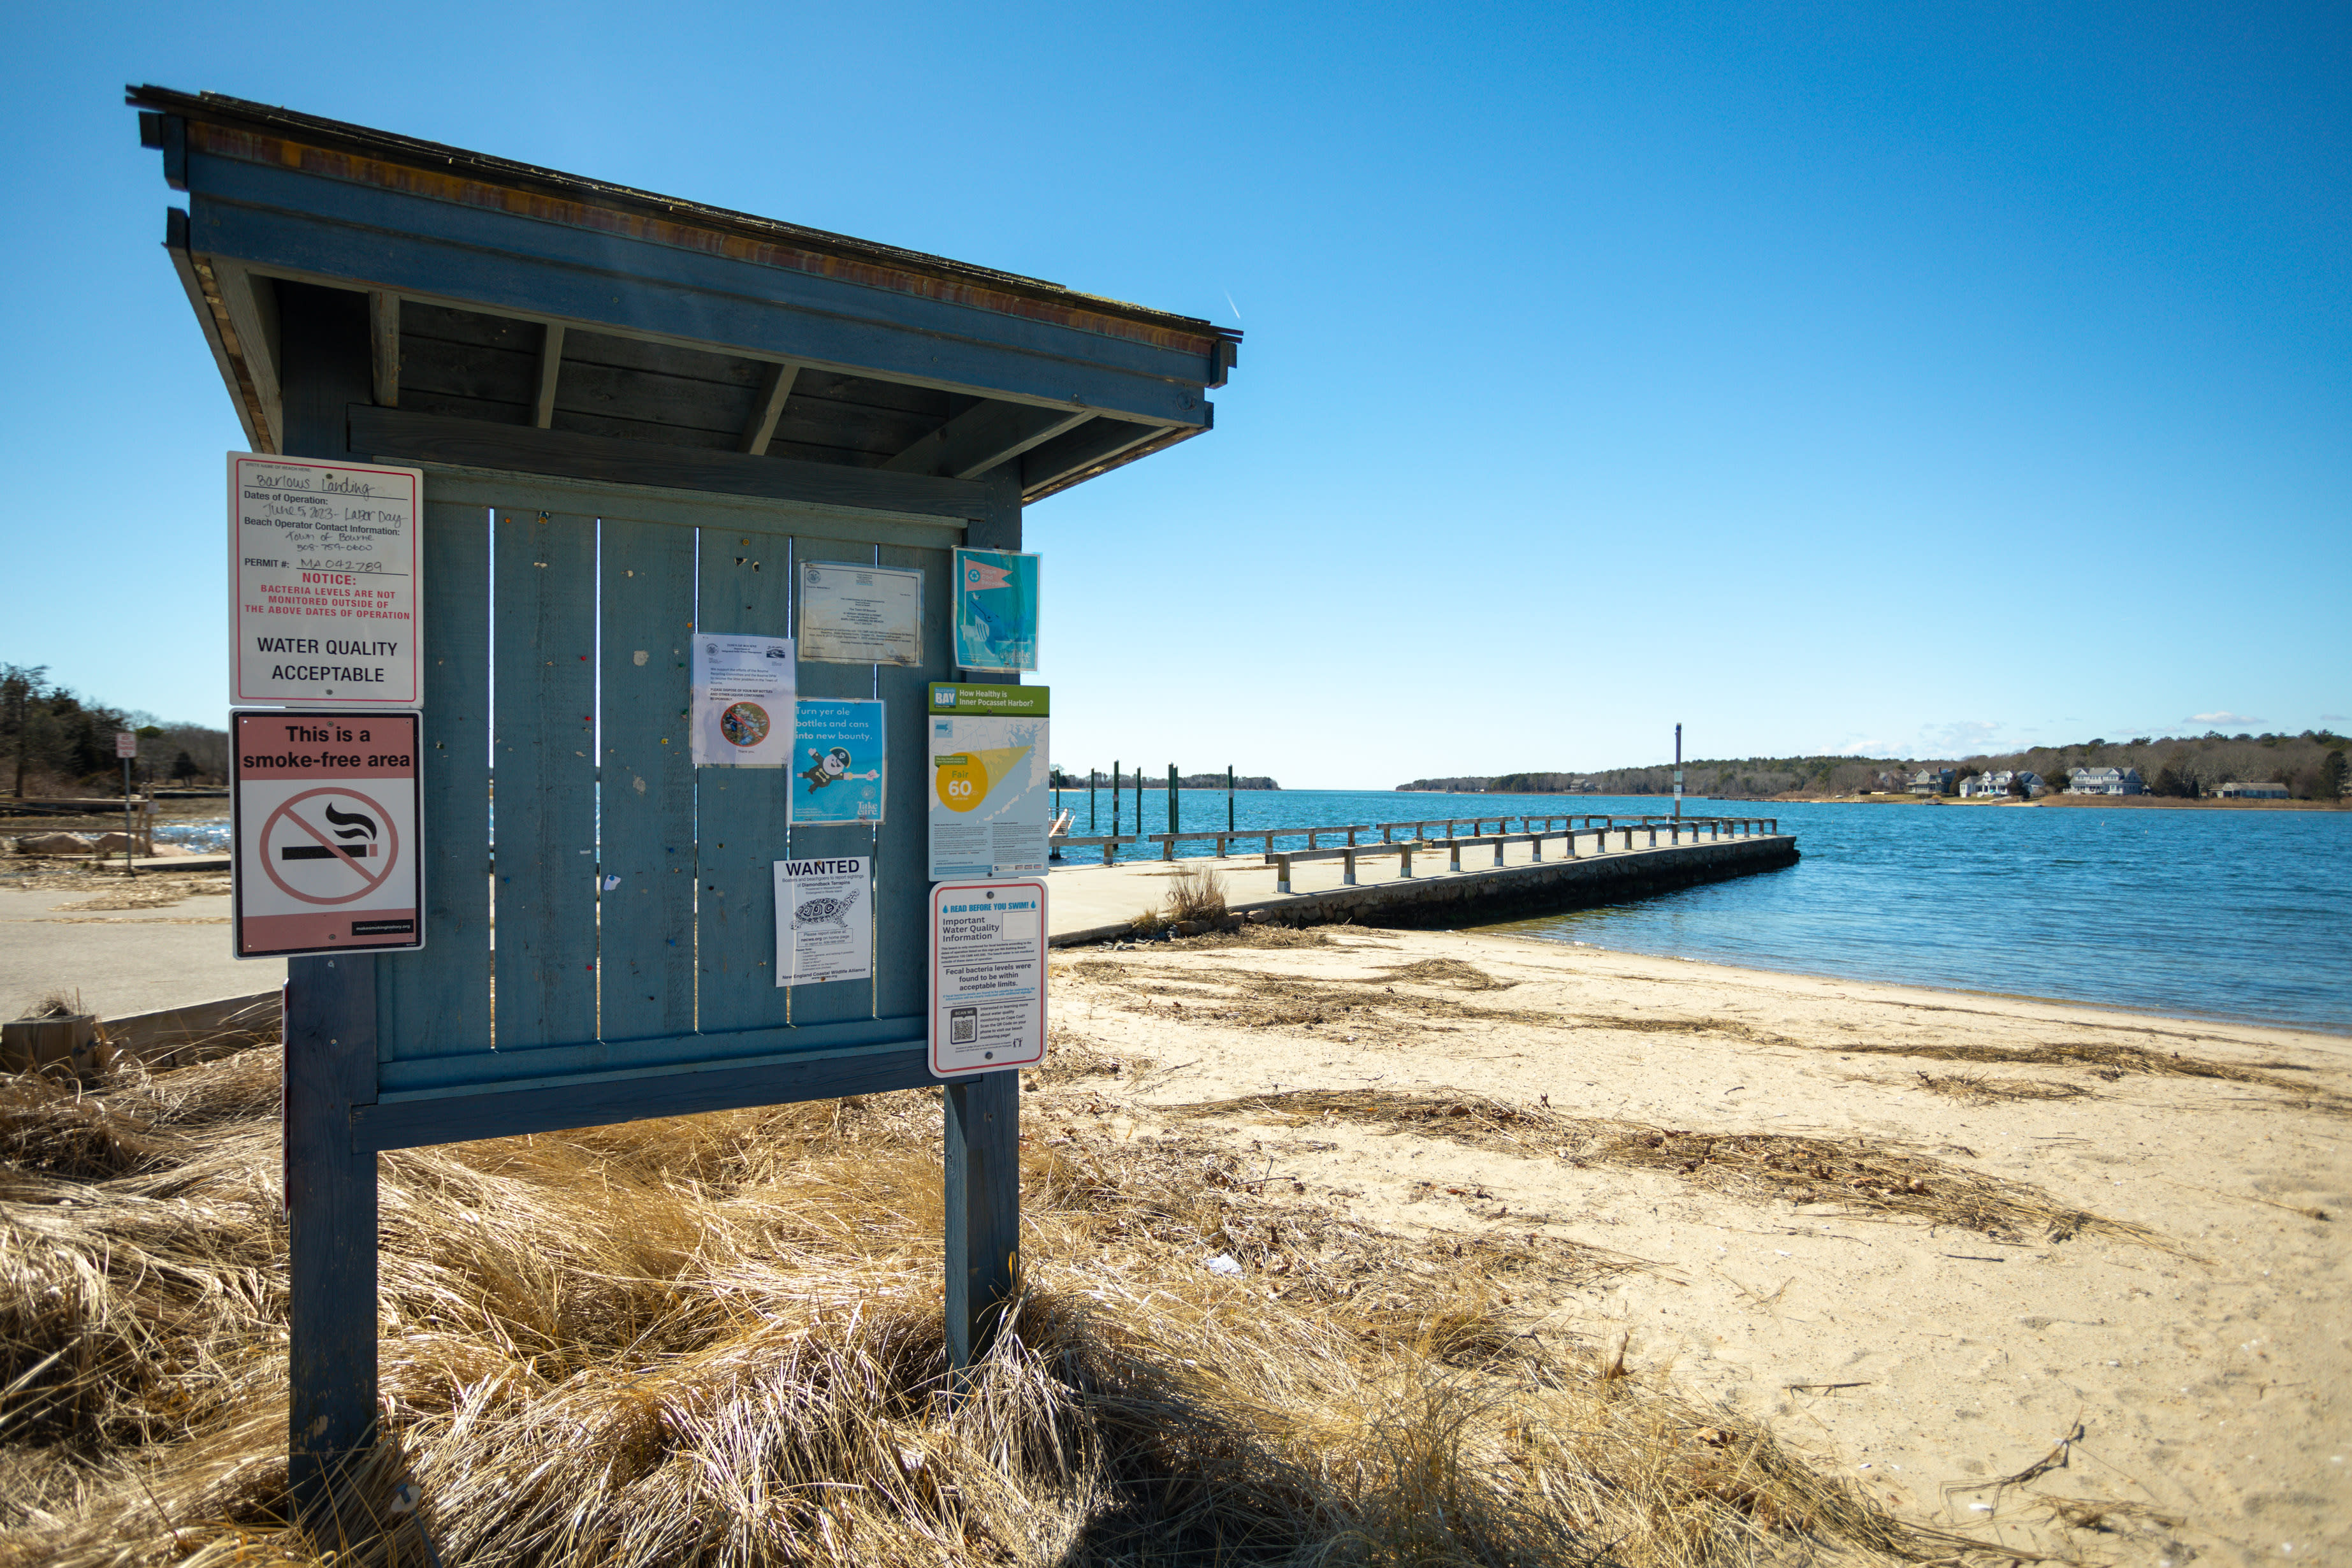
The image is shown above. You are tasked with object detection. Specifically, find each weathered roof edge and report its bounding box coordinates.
[127,84,1242,357]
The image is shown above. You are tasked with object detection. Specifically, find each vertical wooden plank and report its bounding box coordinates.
[597,518,698,1043]
[491,507,599,1050]
[789,534,887,1026]
[695,530,794,1030]
[873,538,951,1026]
[284,953,378,1520]
[376,502,491,1063]
[270,282,382,1525]
[944,474,1022,1374]
[945,1068,1020,1370]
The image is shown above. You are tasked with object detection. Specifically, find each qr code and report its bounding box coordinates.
[949,1006,978,1045]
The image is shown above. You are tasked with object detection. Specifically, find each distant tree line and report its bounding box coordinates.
[1399,730,2349,803]
[1,664,228,797]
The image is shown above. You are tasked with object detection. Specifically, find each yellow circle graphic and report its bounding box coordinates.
[935,755,989,812]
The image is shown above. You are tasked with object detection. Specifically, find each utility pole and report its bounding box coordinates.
[1673,723,1683,819]
[1166,764,1177,839]
[1226,766,1235,834]
[1089,768,1097,832]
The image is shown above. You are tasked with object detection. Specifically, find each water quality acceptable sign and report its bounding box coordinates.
[228,454,421,707]
[929,879,1047,1078]
[774,856,872,987]
[927,684,1049,881]
[952,548,1038,671]
[231,711,421,959]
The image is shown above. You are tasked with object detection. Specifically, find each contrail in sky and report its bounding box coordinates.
[1223,289,1242,321]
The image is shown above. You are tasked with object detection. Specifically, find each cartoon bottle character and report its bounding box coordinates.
[802,746,880,792]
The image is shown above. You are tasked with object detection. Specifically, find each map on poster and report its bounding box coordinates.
[798,562,923,666]
[928,878,1047,1077]
[952,548,1038,671]
[790,699,887,824]
[774,855,873,987]
[691,634,794,766]
[927,685,1049,881]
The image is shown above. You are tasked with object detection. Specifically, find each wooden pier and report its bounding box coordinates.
[1045,818,1797,945]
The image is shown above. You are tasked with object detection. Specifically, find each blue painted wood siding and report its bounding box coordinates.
[373,473,959,1098]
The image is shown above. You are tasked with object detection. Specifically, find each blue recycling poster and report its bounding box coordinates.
[790,699,887,824]
[953,548,1039,671]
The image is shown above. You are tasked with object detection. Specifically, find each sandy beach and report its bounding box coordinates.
[1042,926,2351,1564]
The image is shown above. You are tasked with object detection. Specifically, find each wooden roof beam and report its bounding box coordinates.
[739,362,799,455]
[882,400,1094,480]
[532,323,564,427]
[1018,416,1176,497]
[368,291,398,406]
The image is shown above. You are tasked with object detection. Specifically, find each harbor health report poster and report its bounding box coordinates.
[927,683,1049,880]
[952,548,1038,671]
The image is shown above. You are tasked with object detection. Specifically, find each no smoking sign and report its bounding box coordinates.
[232,711,423,958]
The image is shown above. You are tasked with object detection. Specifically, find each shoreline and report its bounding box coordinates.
[1480,926,2352,1049]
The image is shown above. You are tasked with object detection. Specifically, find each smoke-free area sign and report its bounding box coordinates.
[231,711,422,958]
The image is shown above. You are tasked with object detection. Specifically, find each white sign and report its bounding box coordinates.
[928,713,1050,880]
[114,731,138,759]
[799,562,924,666]
[690,634,795,766]
[231,711,422,958]
[929,878,1047,1077]
[774,855,872,987]
[228,454,421,707]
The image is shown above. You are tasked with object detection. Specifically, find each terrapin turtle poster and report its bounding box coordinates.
[773,855,871,986]
[790,699,886,824]
[952,548,1038,671]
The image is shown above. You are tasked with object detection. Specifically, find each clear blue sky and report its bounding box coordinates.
[3,3,2344,785]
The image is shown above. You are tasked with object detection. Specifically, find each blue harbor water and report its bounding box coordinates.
[1056,785,2352,1033]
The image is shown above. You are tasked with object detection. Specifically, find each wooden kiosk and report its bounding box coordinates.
[127,85,1238,1518]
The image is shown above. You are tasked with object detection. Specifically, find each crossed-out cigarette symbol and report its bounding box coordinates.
[259,788,401,906]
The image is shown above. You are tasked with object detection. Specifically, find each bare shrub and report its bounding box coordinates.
[1163,866,1227,925]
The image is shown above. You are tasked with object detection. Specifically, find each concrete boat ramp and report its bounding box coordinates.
[1045,818,1797,945]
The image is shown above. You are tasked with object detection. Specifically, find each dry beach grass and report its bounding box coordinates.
[3,924,2344,1565]
[3,1027,1957,1568]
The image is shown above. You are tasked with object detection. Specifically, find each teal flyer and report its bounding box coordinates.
[790,699,887,824]
[953,548,1039,671]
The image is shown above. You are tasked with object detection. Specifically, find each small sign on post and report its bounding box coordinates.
[929,878,1047,1078]
[231,711,423,958]
[115,730,139,760]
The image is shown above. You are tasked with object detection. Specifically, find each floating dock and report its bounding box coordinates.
[1045,819,1798,945]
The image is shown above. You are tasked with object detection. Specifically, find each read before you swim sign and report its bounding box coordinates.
[231,711,423,959]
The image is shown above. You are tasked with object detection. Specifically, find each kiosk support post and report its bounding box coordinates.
[944,1070,1021,1370]
[284,953,381,1520]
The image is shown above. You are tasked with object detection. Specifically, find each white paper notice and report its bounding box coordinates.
[929,879,1048,1077]
[228,454,423,707]
[774,855,872,987]
[799,562,924,666]
[691,634,795,766]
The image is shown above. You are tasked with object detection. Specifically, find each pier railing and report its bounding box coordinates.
[1054,815,1780,873]
[1263,817,1782,892]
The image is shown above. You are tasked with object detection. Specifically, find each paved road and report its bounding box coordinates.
[0,888,280,1019]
